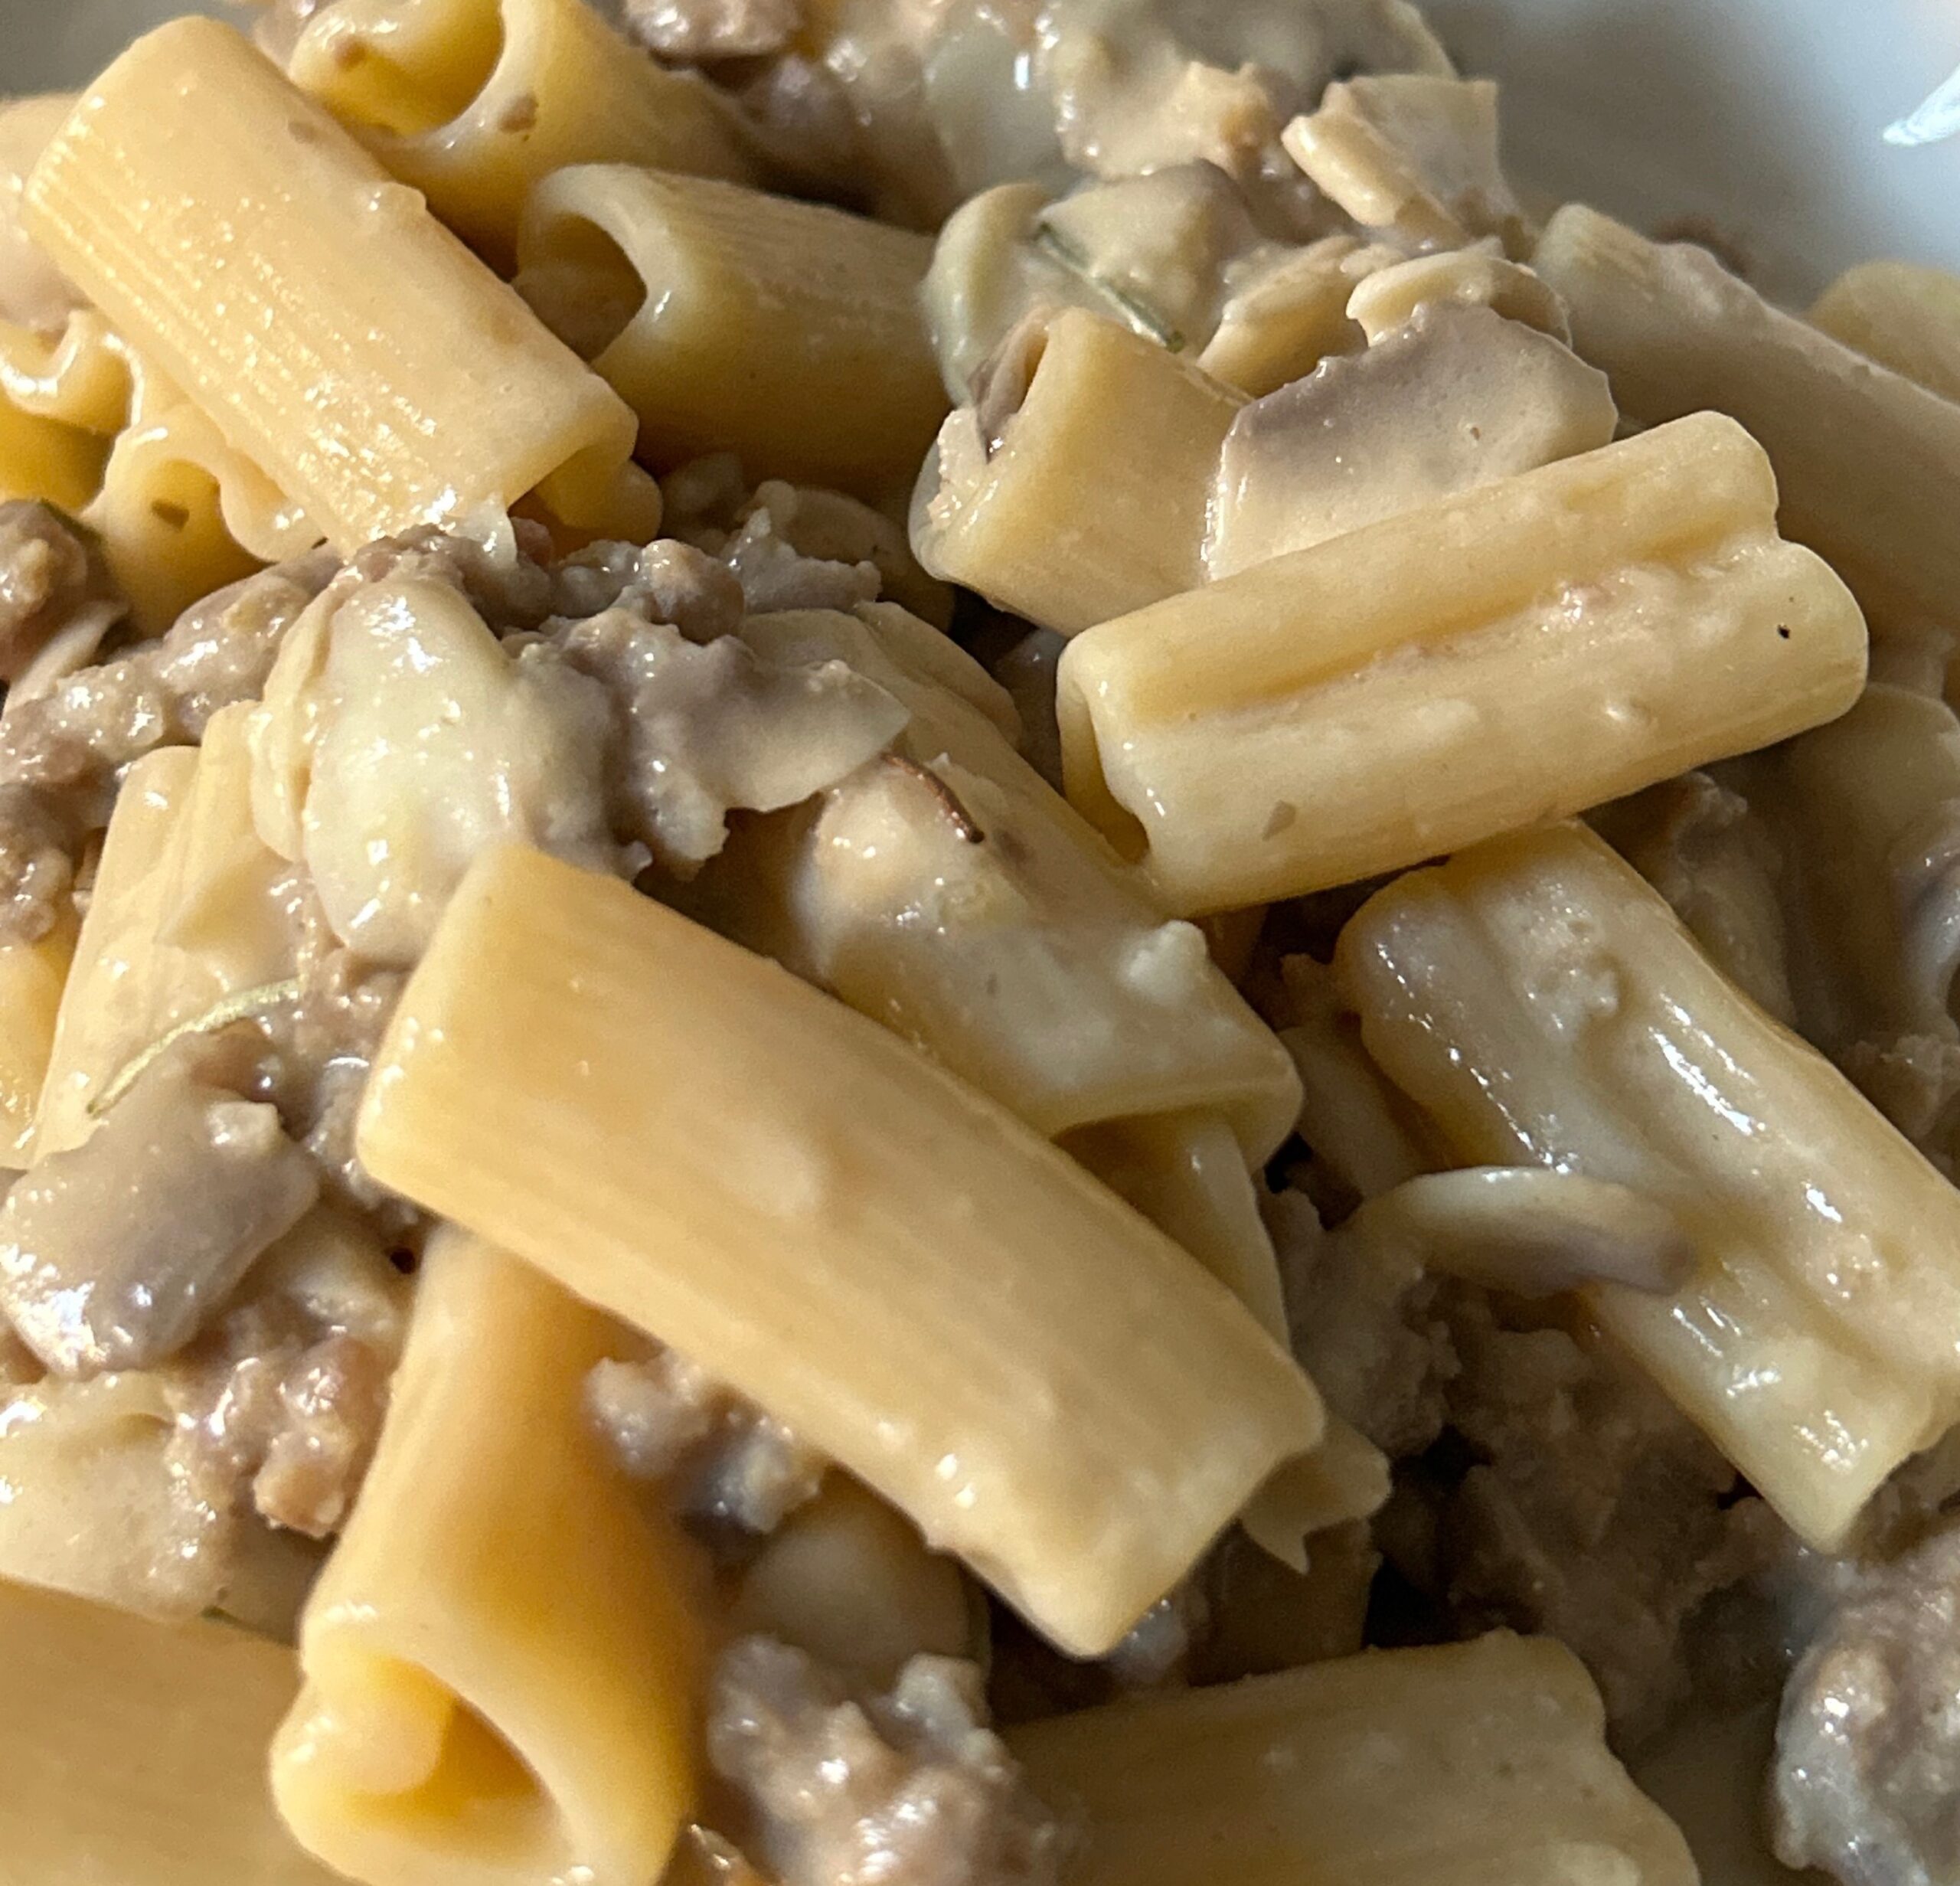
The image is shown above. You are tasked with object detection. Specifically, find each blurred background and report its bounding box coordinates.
[5,0,1960,299]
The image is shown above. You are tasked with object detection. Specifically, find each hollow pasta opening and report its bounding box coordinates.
[512,211,648,364]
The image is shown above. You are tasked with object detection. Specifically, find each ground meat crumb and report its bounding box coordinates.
[1772,1518,1960,1886]
[0,500,119,685]
[586,1352,825,1533]
[0,548,337,945]
[0,1036,320,1377]
[1413,1294,1779,1749]
[710,1636,1067,1886]
[1268,1187,1456,1458]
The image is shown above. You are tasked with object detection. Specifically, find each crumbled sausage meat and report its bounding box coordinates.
[550,605,908,873]
[0,501,118,685]
[1772,1519,1960,1886]
[1423,1294,1779,1748]
[250,875,409,1221]
[0,548,337,944]
[1267,1185,1455,1457]
[710,1636,1067,1886]
[0,1037,320,1378]
[587,1352,826,1533]
[172,1310,394,1538]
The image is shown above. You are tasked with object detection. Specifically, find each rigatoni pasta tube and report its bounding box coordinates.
[24,18,659,551]
[1812,260,1960,406]
[518,165,942,496]
[272,1229,705,1886]
[1336,822,1960,1551]
[912,308,1246,636]
[0,1580,340,1886]
[282,0,754,264]
[355,844,1323,1656]
[1058,412,1867,914]
[1008,1632,1695,1886]
[1534,204,1960,636]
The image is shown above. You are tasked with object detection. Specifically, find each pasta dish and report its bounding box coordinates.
[0,2,1953,1881]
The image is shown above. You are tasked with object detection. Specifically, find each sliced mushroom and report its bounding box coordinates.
[1339,1166,1696,1298]
[256,567,622,966]
[0,1037,320,1378]
[924,167,1263,403]
[1197,233,1396,397]
[1282,74,1529,253]
[1346,239,1570,344]
[1206,301,1615,578]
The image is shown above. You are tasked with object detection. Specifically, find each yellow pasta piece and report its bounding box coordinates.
[0,395,103,512]
[0,306,132,432]
[912,308,1246,636]
[25,19,659,553]
[0,1579,340,1884]
[1064,1108,1288,1339]
[283,0,755,264]
[1812,259,1960,405]
[1008,1632,1696,1886]
[1058,411,1867,913]
[0,907,74,1166]
[355,844,1323,1656]
[1278,955,1430,1201]
[35,708,296,1158]
[518,165,942,497]
[1535,204,1960,636]
[1336,821,1960,1551]
[273,1229,705,1886]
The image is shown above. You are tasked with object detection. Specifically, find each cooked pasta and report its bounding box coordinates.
[0,1579,337,1884]
[276,0,756,263]
[10,4,1960,1883]
[273,1229,706,1886]
[1057,412,1867,913]
[1008,1633,1695,1885]
[518,165,945,496]
[24,17,659,551]
[1336,821,1960,1552]
[353,842,1325,1656]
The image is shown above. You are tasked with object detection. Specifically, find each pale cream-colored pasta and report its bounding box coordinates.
[1008,1631,1696,1886]
[518,165,944,497]
[912,307,1246,636]
[35,709,296,1159]
[25,18,660,552]
[1337,821,1960,1551]
[0,309,320,628]
[0,908,74,1168]
[1812,259,1960,406]
[1277,955,1431,1201]
[1064,1108,1289,1339]
[1058,412,1868,913]
[355,843,1325,1656]
[273,1229,706,1886]
[1535,204,1960,638]
[280,0,755,263]
[0,1578,340,1885]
